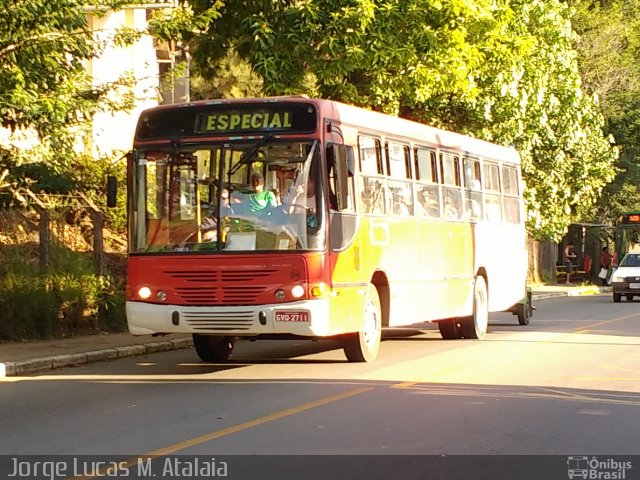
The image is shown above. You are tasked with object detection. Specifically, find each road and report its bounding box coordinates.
[2,293,639,478]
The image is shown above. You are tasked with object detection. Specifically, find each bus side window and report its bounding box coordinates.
[415,184,440,218]
[362,177,386,215]
[358,136,382,175]
[387,141,412,216]
[414,147,441,219]
[359,135,386,215]
[502,165,520,223]
[441,151,463,220]
[483,162,502,222]
[463,157,482,221]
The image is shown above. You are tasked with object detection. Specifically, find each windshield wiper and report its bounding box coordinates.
[228,134,274,177]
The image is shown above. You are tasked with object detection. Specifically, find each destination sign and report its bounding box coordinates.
[199,111,292,132]
[136,103,318,140]
[623,214,640,223]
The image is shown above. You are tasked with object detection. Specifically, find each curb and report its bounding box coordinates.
[531,293,566,301]
[532,286,610,301]
[1,337,193,378]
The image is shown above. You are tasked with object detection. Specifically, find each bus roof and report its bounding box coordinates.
[137,96,520,163]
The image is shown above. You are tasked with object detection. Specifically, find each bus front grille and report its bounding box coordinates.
[181,311,254,331]
[175,286,269,305]
[165,268,279,305]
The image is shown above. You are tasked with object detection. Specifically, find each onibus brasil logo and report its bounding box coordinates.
[567,456,632,479]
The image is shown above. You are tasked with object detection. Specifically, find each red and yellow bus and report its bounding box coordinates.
[112,96,528,362]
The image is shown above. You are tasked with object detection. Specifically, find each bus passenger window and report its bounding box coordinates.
[503,197,520,223]
[415,184,440,218]
[465,190,483,221]
[361,177,386,215]
[386,142,410,179]
[389,180,413,216]
[485,194,502,222]
[441,152,461,187]
[464,157,481,190]
[443,188,462,220]
[415,148,438,183]
[358,136,383,175]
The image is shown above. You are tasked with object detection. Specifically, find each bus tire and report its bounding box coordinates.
[343,284,382,362]
[460,276,489,339]
[626,294,634,301]
[438,319,463,339]
[515,302,530,326]
[613,293,621,303]
[193,334,235,362]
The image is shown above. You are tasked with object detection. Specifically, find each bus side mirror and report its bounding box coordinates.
[106,176,117,208]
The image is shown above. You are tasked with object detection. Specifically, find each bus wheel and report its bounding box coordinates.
[193,334,235,362]
[438,319,463,339]
[515,302,531,326]
[613,293,621,303]
[626,294,634,301]
[343,284,382,362]
[460,276,488,339]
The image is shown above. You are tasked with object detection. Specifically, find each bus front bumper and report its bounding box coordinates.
[126,300,332,338]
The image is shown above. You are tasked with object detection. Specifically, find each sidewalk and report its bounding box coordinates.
[0,284,611,377]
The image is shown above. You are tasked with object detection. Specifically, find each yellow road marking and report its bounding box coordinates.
[602,364,640,374]
[147,386,372,456]
[576,377,640,381]
[69,386,372,479]
[572,312,640,334]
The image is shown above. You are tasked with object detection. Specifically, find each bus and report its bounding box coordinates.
[615,210,640,259]
[108,96,528,363]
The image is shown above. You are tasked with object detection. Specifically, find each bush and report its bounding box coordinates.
[0,272,126,341]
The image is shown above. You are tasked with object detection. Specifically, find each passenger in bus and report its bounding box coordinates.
[219,188,235,216]
[445,204,458,219]
[285,177,316,215]
[444,191,460,219]
[416,189,438,217]
[363,179,385,214]
[198,188,236,242]
[247,173,278,213]
[393,188,412,216]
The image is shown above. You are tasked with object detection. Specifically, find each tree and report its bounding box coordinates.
[0,0,138,198]
[414,0,618,240]
[169,0,618,240]
[568,0,640,224]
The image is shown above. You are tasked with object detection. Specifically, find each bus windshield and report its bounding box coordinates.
[129,139,326,253]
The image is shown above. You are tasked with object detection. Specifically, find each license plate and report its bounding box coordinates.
[275,311,309,323]
[630,283,640,289]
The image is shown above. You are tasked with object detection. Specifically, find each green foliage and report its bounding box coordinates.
[0,0,136,133]
[569,0,640,224]
[0,0,137,232]
[0,244,126,341]
[189,50,263,100]
[0,272,126,340]
[177,0,617,240]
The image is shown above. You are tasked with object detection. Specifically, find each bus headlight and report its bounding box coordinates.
[291,285,305,298]
[138,287,152,299]
[310,282,328,298]
[156,290,167,302]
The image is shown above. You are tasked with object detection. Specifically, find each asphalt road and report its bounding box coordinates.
[2,293,639,478]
